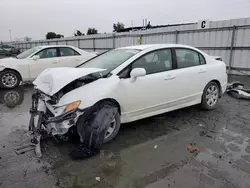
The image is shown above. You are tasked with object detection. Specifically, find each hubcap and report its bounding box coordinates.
[206,85,219,106]
[105,118,116,140]
[2,73,18,88]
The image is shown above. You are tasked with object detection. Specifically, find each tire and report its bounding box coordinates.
[0,70,21,89]
[103,111,121,143]
[76,102,121,144]
[201,81,220,110]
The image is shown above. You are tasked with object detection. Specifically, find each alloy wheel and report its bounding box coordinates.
[2,73,18,88]
[206,85,219,106]
[104,118,116,140]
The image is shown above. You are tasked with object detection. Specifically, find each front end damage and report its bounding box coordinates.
[28,71,104,157]
[28,89,83,157]
[28,69,118,159]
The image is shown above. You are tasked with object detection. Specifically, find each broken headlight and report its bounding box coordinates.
[54,100,81,116]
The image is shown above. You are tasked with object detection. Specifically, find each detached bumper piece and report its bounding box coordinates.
[227,82,250,100]
[70,101,118,160]
[28,91,45,157]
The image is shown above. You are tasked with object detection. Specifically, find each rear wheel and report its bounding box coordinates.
[201,81,220,110]
[0,70,21,89]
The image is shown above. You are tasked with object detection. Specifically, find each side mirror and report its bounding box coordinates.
[130,68,146,82]
[32,55,40,60]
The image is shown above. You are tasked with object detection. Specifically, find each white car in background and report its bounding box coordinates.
[31,44,227,143]
[0,45,97,88]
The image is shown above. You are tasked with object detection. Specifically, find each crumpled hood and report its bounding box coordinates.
[33,67,105,96]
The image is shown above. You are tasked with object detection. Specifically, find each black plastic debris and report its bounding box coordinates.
[70,101,118,159]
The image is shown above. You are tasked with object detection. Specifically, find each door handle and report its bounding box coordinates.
[198,69,206,73]
[164,75,176,80]
[52,60,59,64]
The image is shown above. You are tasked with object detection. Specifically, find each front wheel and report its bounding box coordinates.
[0,70,21,89]
[201,81,220,110]
[103,112,121,143]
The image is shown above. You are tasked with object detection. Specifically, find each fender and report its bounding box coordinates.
[56,76,122,110]
[0,60,29,80]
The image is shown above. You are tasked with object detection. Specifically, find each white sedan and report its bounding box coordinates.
[31,44,227,143]
[0,45,96,88]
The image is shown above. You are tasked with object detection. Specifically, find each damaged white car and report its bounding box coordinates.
[29,44,227,150]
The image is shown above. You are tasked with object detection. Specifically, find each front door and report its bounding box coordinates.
[117,48,175,121]
[29,47,60,79]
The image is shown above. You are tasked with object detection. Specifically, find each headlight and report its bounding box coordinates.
[54,100,81,116]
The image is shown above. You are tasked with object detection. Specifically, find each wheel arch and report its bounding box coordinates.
[1,68,23,81]
[96,98,121,115]
[205,79,222,97]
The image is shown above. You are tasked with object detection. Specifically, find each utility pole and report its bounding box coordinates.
[9,30,12,42]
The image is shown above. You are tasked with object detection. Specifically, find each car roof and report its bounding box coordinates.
[37,45,77,49]
[118,44,198,50]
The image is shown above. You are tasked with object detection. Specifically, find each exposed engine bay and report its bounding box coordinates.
[28,72,118,159]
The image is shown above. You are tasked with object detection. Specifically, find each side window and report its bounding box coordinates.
[59,47,80,57]
[131,49,172,75]
[175,49,204,68]
[199,54,206,64]
[37,48,57,59]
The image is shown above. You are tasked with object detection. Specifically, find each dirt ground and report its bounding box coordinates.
[0,75,250,188]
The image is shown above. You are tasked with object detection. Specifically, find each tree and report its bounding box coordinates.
[113,22,125,32]
[74,30,84,36]
[55,34,64,38]
[87,28,98,35]
[24,36,32,41]
[46,32,57,39]
[46,32,64,39]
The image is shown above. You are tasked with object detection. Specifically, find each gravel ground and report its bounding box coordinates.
[0,75,250,188]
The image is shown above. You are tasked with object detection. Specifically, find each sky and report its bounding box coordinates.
[1,0,250,41]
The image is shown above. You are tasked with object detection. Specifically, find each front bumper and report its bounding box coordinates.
[29,91,81,136]
[46,110,79,135]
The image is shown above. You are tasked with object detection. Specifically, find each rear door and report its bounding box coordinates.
[169,48,208,104]
[58,47,82,67]
[29,47,60,79]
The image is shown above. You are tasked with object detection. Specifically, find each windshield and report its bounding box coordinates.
[16,46,42,59]
[78,49,140,74]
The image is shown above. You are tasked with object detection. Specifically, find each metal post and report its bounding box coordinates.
[139,35,143,44]
[66,40,68,45]
[56,41,58,45]
[113,34,115,49]
[93,38,95,51]
[78,39,80,48]
[228,26,236,74]
[175,30,179,44]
